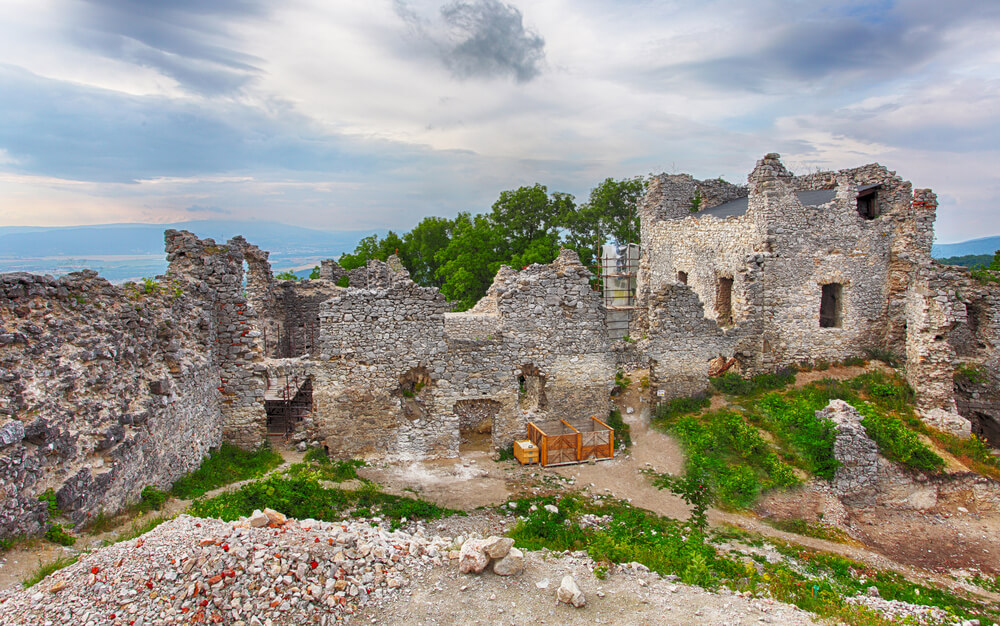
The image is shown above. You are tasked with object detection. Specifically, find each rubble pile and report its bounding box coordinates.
[0,514,455,625]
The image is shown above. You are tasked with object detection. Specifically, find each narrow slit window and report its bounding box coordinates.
[715,277,733,326]
[677,271,688,284]
[820,283,843,328]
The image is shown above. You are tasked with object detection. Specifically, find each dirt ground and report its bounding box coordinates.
[357,543,817,625]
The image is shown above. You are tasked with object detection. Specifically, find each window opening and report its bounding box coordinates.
[677,271,688,284]
[857,186,880,220]
[715,277,733,326]
[820,283,843,328]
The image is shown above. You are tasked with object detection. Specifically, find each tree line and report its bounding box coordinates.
[334,177,646,310]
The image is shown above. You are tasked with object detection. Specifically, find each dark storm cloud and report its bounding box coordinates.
[70,0,267,94]
[646,0,1000,93]
[394,0,545,82]
[440,0,544,82]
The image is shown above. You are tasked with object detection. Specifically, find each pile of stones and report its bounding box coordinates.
[457,535,525,577]
[0,513,455,625]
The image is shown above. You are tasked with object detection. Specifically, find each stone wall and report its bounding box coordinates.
[819,400,880,506]
[164,231,268,449]
[311,250,614,459]
[636,154,935,382]
[0,269,222,538]
[905,262,1000,437]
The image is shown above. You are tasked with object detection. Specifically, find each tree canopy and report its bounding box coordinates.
[332,176,646,310]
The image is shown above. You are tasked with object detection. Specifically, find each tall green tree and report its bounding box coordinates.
[403,216,454,287]
[435,213,504,311]
[563,176,646,269]
[490,184,573,259]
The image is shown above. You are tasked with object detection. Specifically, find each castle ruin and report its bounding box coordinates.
[1,153,998,540]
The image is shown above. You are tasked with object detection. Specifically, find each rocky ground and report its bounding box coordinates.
[5,365,1000,624]
[0,512,818,626]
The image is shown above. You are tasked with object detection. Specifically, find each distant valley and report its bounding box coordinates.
[0,221,385,282]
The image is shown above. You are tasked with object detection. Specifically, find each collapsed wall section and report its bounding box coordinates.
[906,263,1000,438]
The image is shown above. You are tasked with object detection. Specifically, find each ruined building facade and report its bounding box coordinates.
[632,153,998,439]
[1,153,999,540]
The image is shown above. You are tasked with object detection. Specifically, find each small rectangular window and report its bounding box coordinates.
[716,277,733,326]
[677,271,688,284]
[820,283,843,328]
[857,187,879,219]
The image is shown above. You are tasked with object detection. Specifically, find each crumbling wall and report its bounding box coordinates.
[165,231,268,449]
[313,250,614,458]
[316,265,454,460]
[906,263,1000,438]
[0,269,221,538]
[637,154,929,375]
[644,283,737,399]
[819,400,880,506]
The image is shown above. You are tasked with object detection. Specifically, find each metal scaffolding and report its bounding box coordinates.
[264,375,312,438]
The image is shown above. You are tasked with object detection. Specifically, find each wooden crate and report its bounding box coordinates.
[513,440,539,465]
[527,417,614,466]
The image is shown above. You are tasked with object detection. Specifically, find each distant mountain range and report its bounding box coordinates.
[932,236,1000,259]
[0,221,385,282]
[0,221,381,258]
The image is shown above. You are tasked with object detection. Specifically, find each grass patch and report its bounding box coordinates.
[22,555,80,589]
[505,493,1000,625]
[652,394,710,423]
[857,405,944,473]
[187,475,462,530]
[751,392,839,479]
[763,518,852,543]
[605,408,632,449]
[652,370,945,510]
[930,432,1000,480]
[654,408,799,508]
[170,442,283,499]
[285,459,365,483]
[710,369,796,397]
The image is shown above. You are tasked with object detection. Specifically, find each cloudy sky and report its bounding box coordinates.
[0,0,997,243]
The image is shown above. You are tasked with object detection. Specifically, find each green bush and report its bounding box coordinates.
[754,393,839,479]
[863,347,901,368]
[605,408,632,449]
[39,489,59,517]
[710,369,795,397]
[336,275,350,288]
[139,486,168,512]
[44,523,75,546]
[659,410,798,509]
[285,459,365,483]
[171,442,283,499]
[188,475,461,530]
[858,405,944,473]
